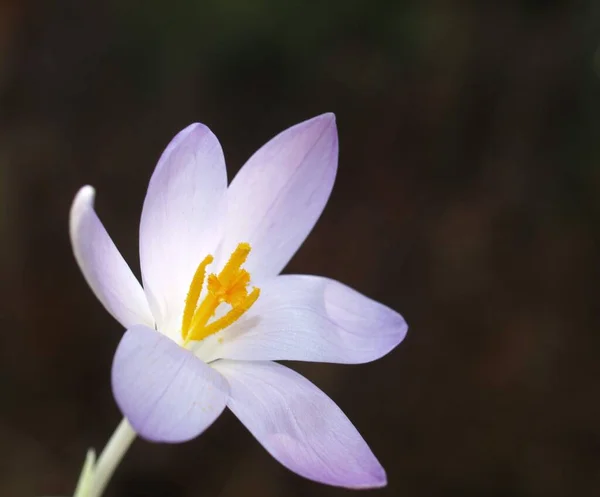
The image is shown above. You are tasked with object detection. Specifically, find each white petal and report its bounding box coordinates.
[219,114,338,281]
[112,326,229,443]
[204,275,407,364]
[213,360,386,488]
[69,186,153,329]
[139,124,227,336]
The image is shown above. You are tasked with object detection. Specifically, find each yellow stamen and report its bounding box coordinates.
[181,243,259,346]
[181,254,213,337]
[218,242,251,286]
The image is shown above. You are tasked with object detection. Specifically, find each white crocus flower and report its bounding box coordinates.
[70,114,407,491]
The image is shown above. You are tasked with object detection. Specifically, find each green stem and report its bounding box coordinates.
[89,418,136,497]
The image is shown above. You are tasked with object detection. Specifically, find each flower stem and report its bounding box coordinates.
[89,418,136,497]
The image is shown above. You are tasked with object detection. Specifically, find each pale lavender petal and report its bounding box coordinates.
[206,275,406,364]
[112,326,229,443]
[213,360,386,489]
[139,124,227,336]
[219,113,338,281]
[69,186,154,329]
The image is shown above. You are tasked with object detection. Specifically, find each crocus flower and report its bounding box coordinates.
[70,114,407,489]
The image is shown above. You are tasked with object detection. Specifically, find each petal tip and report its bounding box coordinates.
[345,461,387,489]
[295,113,336,137]
[377,314,408,361]
[366,467,388,489]
[73,185,96,206]
[163,122,220,157]
[371,463,388,487]
[185,121,212,134]
[317,112,336,123]
[396,315,409,343]
[310,112,337,131]
[172,122,219,148]
[70,185,96,234]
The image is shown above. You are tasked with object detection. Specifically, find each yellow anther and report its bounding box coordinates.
[181,254,213,339]
[217,242,251,286]
[181,242,259,346]
[198,287,260,340]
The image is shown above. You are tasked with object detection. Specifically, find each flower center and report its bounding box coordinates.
[181,242,260,346]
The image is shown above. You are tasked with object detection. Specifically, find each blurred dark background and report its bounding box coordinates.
[1,0,600,496]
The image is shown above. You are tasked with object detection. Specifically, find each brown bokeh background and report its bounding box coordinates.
[1,1,600,496]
